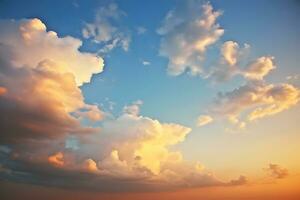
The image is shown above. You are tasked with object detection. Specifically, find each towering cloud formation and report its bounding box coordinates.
[158,1,224,75]
[0,18,103,144]
[0,18,104,86]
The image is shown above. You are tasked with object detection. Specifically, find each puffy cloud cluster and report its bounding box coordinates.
[82,3,130,53]
[0,18,246,192]
[213,82,299,127]
[0,18,103,143]
[215,41,274,82]
[1,109,246,191]
[0,18,103,86]
[264,163,288,179]
[204,39,298,128]
[158,1,224,75]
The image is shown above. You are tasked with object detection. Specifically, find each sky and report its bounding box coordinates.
[0,0,300,199]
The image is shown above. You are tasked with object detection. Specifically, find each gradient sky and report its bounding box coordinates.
[0,0,300,199]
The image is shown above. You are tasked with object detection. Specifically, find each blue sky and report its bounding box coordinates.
[0,1,300,198]
[1,0,299,158]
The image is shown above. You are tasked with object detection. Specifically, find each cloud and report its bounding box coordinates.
[158,1,224,75]
[48,152,64,167]
[205,41,299,128]
[197,115,213,127]
[0,18,103,86]
[221,41,239,66]
[0,109,246,191]
[0,18,103,144]
[122,100,143,116]
[0,18,246,192]
[264,164,288,179]
[242,56,275,80]
[212,81,300,125]
[82,3,131,53]
[286,74,300,81]
[142,61,151,66]
[210,41,250,82]
[0,87,7,96]
[227,175,248,186]
[82,158,99,173]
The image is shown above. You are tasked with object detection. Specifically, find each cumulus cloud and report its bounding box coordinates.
[82,158,99,173]
[82,3,131,53]
[0,18,103,86]
[264,163,288,179]
[206,40,299,128]
[212,81,299,126]
[242,56,276,80]
[0,109,246,191]
[122,100,143,116]
[211,41,250,82]
[213,45,274,82]
[158,1,224,75]
[0,18,103,143]
[197,115,213,127]
[221,41,239,66]
[48,152,64,167]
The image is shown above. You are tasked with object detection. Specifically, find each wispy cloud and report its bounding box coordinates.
[82,3,131,53]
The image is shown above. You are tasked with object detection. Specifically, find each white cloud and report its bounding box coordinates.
[82,3,131,53]
[286,74,300,80]
[221,41,239,66]
[0,18,104,86]
[158,1,224,76]
[123,100,143,116]
[212,81,300,124]
[211,41,250,82]
[242,56,276,80]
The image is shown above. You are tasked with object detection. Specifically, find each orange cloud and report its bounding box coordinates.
[48,152,64,167]
[265,163,288,179]
[0,19,104,144]
[0,87,7,96]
